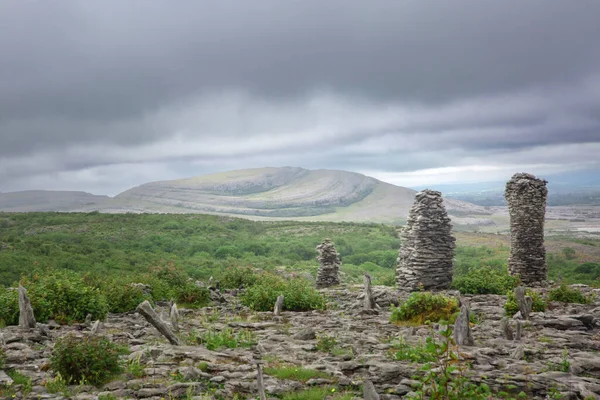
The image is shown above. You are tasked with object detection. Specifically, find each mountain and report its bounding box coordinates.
[0,167,490,224]
[0,191,109,212]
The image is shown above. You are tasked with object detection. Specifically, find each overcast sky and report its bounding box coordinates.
[1,1,599,195]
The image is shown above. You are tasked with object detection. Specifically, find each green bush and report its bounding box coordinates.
[219,265,259,289]
[241,273,326,312]
[102,281,151,313]
[504,289,547,316]
[451,267,518,295]
[175,283,210,307]
[214,245,242,259]
[0,345,6,369]
[50,334,123,385]
[548,284,592,304]
[0,288,18,327]
[23,270,109,324]
[390,292,459,325]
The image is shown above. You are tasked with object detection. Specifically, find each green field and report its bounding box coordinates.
[1,212,599,326]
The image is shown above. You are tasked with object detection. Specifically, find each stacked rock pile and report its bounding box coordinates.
[505,173,548,286]
[396,190,455,291]
[316,238,341,288]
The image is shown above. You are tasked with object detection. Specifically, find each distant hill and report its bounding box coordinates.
[0,191,109,212]
[0,167,490,224]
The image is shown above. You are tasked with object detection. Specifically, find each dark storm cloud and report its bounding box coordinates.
[1,0,600,193]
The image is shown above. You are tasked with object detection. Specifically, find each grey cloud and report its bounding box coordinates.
[1,0,600,193]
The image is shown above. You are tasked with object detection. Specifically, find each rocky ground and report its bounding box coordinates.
[2,285,600,399]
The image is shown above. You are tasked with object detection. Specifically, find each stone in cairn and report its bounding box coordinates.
[505,173,548,286]
[316,238,341,288]
[396,190,456,291]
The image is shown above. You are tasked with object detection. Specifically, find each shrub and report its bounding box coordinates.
[0,345,6,369]
[574,262,600,275]
[175,283,210,307]
[390,292,459,325]
[548,284,592,304]
[50,334,123,385]
[451,266,518,295]
[315,334,338,353]
[0,288,18,327]
[407,326,494,400]
[214,245,242,259]
[241,274,326,312]
[23,270,109,324]
[504,289,547,316]
[219,265,259,289]
[390,336,435,363]
[102,281,151,313]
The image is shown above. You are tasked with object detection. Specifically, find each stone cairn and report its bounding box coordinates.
[316,238,341,288]
[396,190,456,291]
[505,173,548,286]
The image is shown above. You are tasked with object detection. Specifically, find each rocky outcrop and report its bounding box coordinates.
[1,285,600,399]
[505,173,548,286]
[316,239,341,288]
[396,190,456,291]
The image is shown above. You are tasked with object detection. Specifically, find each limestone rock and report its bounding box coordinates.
[316,238,341,288]
[18,284,36,329]
[396,190,455,291]
[505,173,548,286]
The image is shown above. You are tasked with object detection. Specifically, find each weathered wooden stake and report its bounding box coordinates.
[137,300,182,345]
[363,379,380,400]
[274,295,284,316]
[18,284,36,329]
[169,300,180,333]
[454,304,474,346]
[363,273,376,310]
[256,362,267,400]
[500,317,514,340]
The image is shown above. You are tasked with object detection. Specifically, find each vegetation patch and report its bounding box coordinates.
[197,328,257,351]
[548,284,593,304]
[452,266,518,295]
[390,292,459,325]
[22,270,109,324]
[264,366,331,382]
[280,387,354,400]
[389,336,436,363]
[504,289,547,316]
[50,334,123,385]
[241,273,326,312]
[0,345,6,369]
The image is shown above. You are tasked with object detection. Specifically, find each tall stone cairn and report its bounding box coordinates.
[316,238,341,288]
[396,190,456,291]
[505,173,548,286]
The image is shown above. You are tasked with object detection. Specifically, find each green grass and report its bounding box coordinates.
[280,387,354,400]
[264,366,332,382]
[197,328,256,351]
[389,337,436,363]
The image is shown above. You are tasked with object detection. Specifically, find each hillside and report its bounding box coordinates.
[110,167,490,223]
[0,168,490,224]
